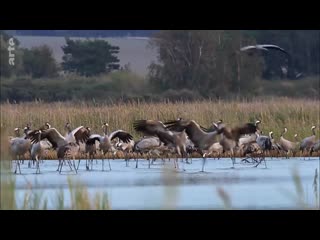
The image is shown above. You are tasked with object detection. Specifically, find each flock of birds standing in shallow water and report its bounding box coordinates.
[8,118,320,174]
[8,43,312,174]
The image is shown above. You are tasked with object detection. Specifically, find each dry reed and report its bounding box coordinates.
[1,97,319,159]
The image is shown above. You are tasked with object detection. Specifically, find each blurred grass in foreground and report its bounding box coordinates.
[215,167,319,210]
[1,129,319,210]
[1,130,110,210]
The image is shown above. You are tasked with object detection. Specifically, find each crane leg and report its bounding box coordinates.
[201,153,207,172]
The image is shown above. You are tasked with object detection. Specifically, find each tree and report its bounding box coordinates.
[61,38,120,76]
[22,45,58,78]
[148,30,264,97]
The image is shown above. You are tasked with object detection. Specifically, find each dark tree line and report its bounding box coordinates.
[1,30,319,102]
[148,30,264,96]
[12,30,158,37]
[245,30,319,79]
[1,32,121,78]
[148,30,319,97]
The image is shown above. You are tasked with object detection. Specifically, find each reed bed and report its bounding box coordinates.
[2,98,319,137]
[1,97,320,159]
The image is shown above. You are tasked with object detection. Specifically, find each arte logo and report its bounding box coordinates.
[8,38,15,66]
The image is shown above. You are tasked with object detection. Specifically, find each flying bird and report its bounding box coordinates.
[240,44,289,55]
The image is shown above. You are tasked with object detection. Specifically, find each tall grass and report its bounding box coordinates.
[0,175,111,210]
[287,167,319,209]
[1,98,319,141]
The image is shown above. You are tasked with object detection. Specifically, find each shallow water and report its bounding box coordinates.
[7,157,320,209]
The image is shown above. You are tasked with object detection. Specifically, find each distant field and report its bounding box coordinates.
[15,36,158,76]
